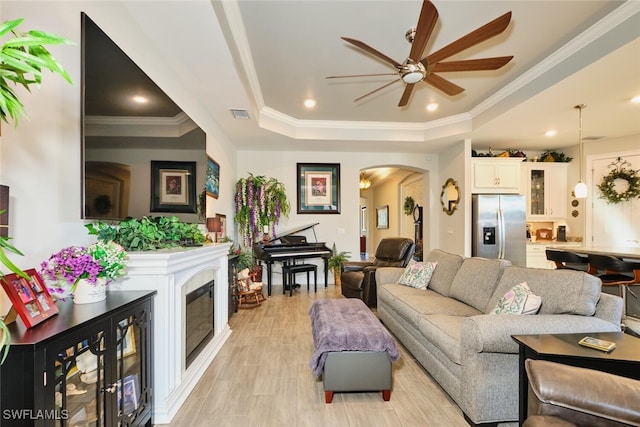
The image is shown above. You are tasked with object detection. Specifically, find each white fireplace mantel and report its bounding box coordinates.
[108,243,232,424]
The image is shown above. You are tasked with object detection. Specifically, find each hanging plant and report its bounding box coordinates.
[403,196,415,215]
[596,159,640,204]
[234,174,290,247]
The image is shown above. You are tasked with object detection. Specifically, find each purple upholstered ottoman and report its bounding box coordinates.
[309,298,400,402]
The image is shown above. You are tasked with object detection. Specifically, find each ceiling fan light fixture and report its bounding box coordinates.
[401,60,426,84]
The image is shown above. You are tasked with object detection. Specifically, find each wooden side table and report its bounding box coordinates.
[512,332,640,426]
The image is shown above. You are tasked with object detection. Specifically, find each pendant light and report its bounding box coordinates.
[574,104,588,199]
[359,172,371,190]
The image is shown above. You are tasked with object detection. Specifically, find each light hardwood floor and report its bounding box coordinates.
[163,284,484,427]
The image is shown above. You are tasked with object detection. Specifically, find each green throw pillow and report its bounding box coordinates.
[398,260,438,290]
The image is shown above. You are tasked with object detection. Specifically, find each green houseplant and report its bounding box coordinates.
[86,216,205,251]
[327,243,351,285]
[0,221,28,363]
[0,18,73,126]
[0,19,72,362]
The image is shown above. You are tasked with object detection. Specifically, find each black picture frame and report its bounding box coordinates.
[150,161,197,213]
[296,163,340,214]
[376,205,389,229]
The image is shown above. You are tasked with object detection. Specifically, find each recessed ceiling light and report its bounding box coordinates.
[304,98,316,108]
[132,95,148,103]
[631,95,640,104]
[545,130,557,137]
[426,103,438,112]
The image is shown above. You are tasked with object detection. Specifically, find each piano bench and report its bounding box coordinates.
[283,263,317,296]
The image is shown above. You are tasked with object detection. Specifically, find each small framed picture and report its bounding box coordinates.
[0,269,59,328]
[117,373,139,416]
[215,213,227,239]
[206,155,220,199]
[296,163,341,214]
[376,205,389,229]
[150,161,197,213]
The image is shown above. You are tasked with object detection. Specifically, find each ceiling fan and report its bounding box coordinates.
[327,0,513,107]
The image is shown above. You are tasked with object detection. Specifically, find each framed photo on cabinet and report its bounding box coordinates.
[0,268,58,328]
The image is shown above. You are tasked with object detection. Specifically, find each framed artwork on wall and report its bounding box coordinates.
[376,205,389,229]
[150,161,197,213]
[296,163,341,214]
[0,269,59,328]
[206,156,220,199]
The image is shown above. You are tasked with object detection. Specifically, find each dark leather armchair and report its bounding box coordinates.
[524,359,640,427]
[341,237,415,307]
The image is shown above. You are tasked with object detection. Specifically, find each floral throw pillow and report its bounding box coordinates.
[398,260,438,290]
[492,282,542,315]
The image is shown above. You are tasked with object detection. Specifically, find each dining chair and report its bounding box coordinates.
[587,254,640,322]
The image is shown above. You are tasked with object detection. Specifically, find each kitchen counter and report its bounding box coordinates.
[548,245,640,261]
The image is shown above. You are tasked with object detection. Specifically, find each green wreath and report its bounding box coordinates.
[597,167,640,204]
[403,196,415,215]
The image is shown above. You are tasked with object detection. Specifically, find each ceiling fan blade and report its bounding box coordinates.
[341,37,402,67]
[424,74,465,96]
[398,84,416,107]
[427,11,512,64]
[354,79,401,103]
[408,1,439,62]
[432,56,513,72]
[326,72,398,79]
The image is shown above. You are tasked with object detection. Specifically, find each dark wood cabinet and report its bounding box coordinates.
[1,291,155,426]
[228,255,239,317]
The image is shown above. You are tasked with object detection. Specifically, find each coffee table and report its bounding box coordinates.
[512,332,640,426]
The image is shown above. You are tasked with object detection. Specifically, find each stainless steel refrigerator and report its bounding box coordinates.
[472,194,526,266]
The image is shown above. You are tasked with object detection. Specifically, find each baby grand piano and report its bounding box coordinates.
[254,223,331,296]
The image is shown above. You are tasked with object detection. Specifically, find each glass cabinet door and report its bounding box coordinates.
[51,328,107,426]
[529,169,545,216]
[111,308,152,426]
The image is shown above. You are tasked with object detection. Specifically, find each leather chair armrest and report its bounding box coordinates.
[526,359,640,426]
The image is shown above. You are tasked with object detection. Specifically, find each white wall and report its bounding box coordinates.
[0,2,238,276]
[439,140,468,256]
[236,150,438,281]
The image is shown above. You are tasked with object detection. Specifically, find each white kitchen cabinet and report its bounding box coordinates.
[471,158,522,194]
[522,162,568,220]
[526,244,555,269]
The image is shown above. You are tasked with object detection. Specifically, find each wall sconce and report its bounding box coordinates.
[206,217,222,242]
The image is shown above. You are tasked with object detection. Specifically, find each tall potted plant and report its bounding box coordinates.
[234,174,290,247]
[0,18,72,362]
[327,243,351,285]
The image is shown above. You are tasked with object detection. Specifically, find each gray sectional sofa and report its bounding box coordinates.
[375,249,623,427]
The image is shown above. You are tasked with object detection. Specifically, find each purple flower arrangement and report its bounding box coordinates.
[39,241,127,296]
[234,174,290,247]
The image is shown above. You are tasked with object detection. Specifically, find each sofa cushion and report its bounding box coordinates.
[492,282,542,315]
[424,249,464,296]
[489,267,601,316]
[398,260,437,289]
[418,314,466,365]
[378,284,483,327]
[449,257,511,312]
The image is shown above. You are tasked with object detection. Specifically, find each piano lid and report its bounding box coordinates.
[266,222,319,244]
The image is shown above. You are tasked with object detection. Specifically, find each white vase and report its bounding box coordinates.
[73,278,107,304]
